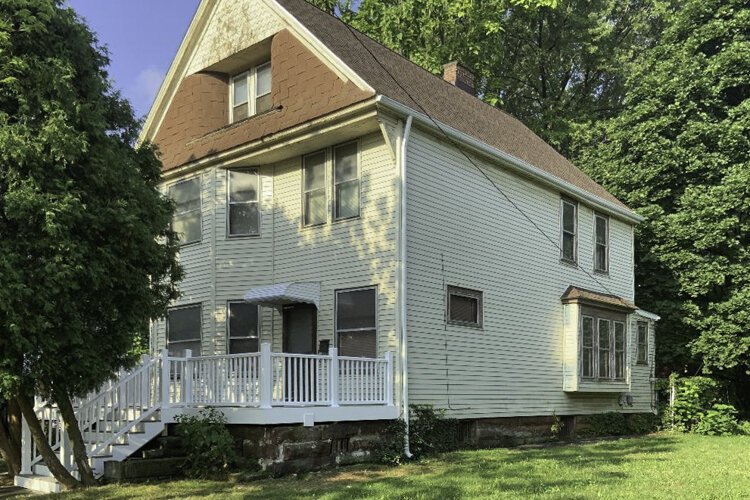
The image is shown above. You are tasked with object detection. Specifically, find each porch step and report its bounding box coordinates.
[14,474,62,494]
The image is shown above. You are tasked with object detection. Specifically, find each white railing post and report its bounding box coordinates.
[329,347,340,408]
[21,415,32,475]
[259,343,272,409]
[385,351,394,406]
[184,349,193,406]
[60,426,72,471]
[141,354,151,407]
[160,348,170,408]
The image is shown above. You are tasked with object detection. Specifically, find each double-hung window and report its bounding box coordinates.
[333,142,360,220]
[447,286,483,328]
[580,308,626,381]
[561,198,577,263]
[167,305,202,357]
[227,301,260,354]
[303,151,327,226]
[594,213,609,273]
[231,61,272,123]
[335,287,377,358]
[227,169,260,236]
[170,177,201,245]
[637,321,649,364]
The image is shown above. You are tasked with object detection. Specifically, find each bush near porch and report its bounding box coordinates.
[42,433,750,499]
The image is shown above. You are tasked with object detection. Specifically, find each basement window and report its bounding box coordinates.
[231,61,272,123]
[447,286,483,328]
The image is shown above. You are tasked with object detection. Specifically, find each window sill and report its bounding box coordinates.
[178,240,203,249]
[446,321,483,329]
[593,269,610,276]
[569,378,629,393]
[560,258,578,268]
[226,233,262,240]
[333,215,361,225]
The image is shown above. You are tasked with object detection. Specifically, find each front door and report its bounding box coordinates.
[282,303,317,354]
[282,304,318,403]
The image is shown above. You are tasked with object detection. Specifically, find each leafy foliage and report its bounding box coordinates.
[574,0,750,391]
[0,0,181,401]
[693,404,740,436]
[175,408,238,479]
[376,405,462,464]
[580,412,629,436]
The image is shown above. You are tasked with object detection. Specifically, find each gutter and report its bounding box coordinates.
[399,114,414,458]
[375,95,644,225]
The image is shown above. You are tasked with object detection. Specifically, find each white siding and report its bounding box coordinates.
[405,127,651,418]
[155,132,399,363]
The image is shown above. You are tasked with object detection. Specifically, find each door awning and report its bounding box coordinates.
[244,282,321,308]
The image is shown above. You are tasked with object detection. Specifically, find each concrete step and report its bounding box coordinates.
[14,474,62,494]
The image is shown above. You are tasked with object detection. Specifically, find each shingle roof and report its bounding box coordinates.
[276,0,629,210]
[560,286,636,311]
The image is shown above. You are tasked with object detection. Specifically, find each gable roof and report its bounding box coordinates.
[274,0,631,213]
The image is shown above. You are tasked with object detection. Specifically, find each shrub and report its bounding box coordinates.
[668,375,724,432]
[376,405,462,464]
[626,413,660,434]
[738,421,750,436]
[693,404,739,436]
[175,407,238,478]
[581,412,628,437]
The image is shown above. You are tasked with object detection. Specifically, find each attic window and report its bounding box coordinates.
[231,61,272,122]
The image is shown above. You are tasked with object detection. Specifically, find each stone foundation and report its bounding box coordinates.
[228,420,391,475]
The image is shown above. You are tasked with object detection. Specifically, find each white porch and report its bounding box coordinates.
[16,345,395,492]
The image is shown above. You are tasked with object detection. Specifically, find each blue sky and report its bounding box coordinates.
[66,0,202,120]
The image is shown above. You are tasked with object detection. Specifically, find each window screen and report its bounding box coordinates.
[227,302,260,354]
[333,142,360,220]
[167,305,201,357]
[561,199,577,263]
[170,178,201,245]
[336,288,377,358]
[447,286,483,327]
[303,151,327,226]
[228,169,260,236]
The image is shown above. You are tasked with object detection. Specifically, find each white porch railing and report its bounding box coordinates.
[166,344,394,408]
[20,344,394,483]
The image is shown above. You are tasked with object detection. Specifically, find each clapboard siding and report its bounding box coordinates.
[154,131,400,363]
[405,127,651,418]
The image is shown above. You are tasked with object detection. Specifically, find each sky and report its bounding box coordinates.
[66,0,202,120]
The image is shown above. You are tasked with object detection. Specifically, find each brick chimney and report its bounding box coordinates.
[443,61,475,95]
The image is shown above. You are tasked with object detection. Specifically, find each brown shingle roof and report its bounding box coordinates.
[276,0,629,210]
[561,286,636,311]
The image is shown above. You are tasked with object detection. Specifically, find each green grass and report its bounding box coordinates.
[43,433,750,499]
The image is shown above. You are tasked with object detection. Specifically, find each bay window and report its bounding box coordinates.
[580,308,626,381]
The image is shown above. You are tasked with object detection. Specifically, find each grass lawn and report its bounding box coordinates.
[39,433,750,499]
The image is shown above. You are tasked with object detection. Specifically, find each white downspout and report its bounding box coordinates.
[400,114,414,458]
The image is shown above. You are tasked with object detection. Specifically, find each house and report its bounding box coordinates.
[16,0,658,492]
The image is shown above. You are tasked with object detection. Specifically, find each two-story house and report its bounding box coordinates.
[16,0,659,490]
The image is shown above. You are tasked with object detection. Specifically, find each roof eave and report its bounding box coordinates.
[376,95,644,225]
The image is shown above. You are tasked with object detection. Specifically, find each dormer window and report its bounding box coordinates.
[231,61,272,122]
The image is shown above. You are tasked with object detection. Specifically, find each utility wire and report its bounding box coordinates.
[339,20,623,299]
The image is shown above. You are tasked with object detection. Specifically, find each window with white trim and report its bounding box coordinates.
[447,286,483,328]
[333,141,360,220]
[227,169,260,236]
[227,301,260,354]
[303,151,327,226]
[637,321,649,364]
[594,213,609,273]
[167,305,202,357]
[561,198,577,263]
[335,287,377,358]
[170,177,201,245]
[231,61,272,123]
[580,307,626,381]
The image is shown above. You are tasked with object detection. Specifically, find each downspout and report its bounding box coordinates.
[400,114,414,458]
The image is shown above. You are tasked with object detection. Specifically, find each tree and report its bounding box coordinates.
[0,0,181,487]
[349,0,663,154]
[574,0,750,408]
